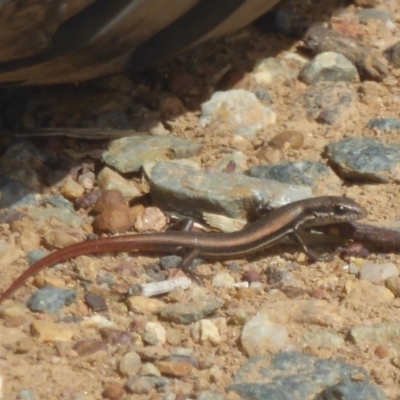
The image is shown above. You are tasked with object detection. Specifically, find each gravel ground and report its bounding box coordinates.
[1,0,400,399]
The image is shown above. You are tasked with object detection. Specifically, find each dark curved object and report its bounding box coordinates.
[0,0,282,86]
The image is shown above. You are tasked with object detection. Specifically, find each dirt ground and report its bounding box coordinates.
[1,0,400,399]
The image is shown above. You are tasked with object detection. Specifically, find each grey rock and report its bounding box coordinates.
[246,161,332,187]
[102,135,203,173]
[197,391,226,400]
[253,88,273,102]
[3,139,44,163]
[159,299,223,325]
[316,381,386,400]
[384,41,400,67]
[26,249,50,266]
[326,137,400,183]
[27,208,84,228]
[28,286,77,314]
[359,262,398,284]
[348,322,400,351]
[355,8,395,23]
[228,352,385,400]
[298,81,355,126]
[299,52,358,84]
[43,195,74,211]
[0,177,37,208]
[302,332,345,350]
[199,89,276,139]
[368,118,400,131]
[149,162,311,220]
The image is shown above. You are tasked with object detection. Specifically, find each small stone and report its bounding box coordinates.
[60,176,85,200]
[102,382,124,400]
[73,340,107,356]
[125,376,156,394]
[242,270,261,284]
[252,57,287,85]
[192,319,221,345]
[268,130,304,150]
[142,322,166,346]
[93,190,126,213]
[159,299,223,325]
[139,363,161,377]
[97,167,141,200]
[385,276,400,297]
[42,228,84,250]
[299,52,358,84]
[28,286,77,314]
[125,296,166,314]
[384,41,400,68]
[0,305,27,319]
[211,272,235,288]
[368,118,400,132]
[359,262,398,284]
[78,171,95,190]
[302,331,345,350]
[31,320,74,342]
[134,207,167,232]
[241,312,289,356]
[84,292,108,312]
[156,357,194,377]
[159,96,186,116]
[199,89,276,139]
[93,204,134,234]
[119,351,142,376]
[344,280,394,305]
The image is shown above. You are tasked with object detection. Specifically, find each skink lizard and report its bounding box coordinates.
[0,196,366,303]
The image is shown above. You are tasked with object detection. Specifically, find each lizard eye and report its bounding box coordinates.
[334,204,349,215]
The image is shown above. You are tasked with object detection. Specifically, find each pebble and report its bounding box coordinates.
[241,312,289,356]
[197,391,225,400]
[299,52,358,84]
[142,322,166,346]
[384,41,400,67]
[359,262,398,284]
[17,390,36,400]
[102,135,203,173]
[0,178,37,208]
[84,292,108,312]
[134,346,170,362]
[385,276,400,297]
[326,137,400,183]
[60,176,85,200]
[92,189,126,213]
[159,299,223,325]
[118,351,142,376]
[344,280,394,306]
[124,376,156,394]
[125,296,166,314]
[302,331,345,350]
[355,8,395,23]
[42,227,84,249]
[27,286,77,314]
[139,363,161,377]
[348,322,400,352]
[192,319,221,345]
[72,340,107,357]
[267,130,304,150]
[199,89,276,139]
[28,207,84,229]
[229,352,386,399]
[252,57,287,85]
[149,161,311,220]
[303,25,388,81]
[30,320,75,342]
[156,357,194,377]
[97,167,141,200]
[43,195,74,211]
[298,81,355,126]
[211,272,236,288]
[159,96,186,116]
[368,118,400,132]
[93,203,134,234]
[134,207,167,232]
[159,255,182,270]
[102,382,124,400]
